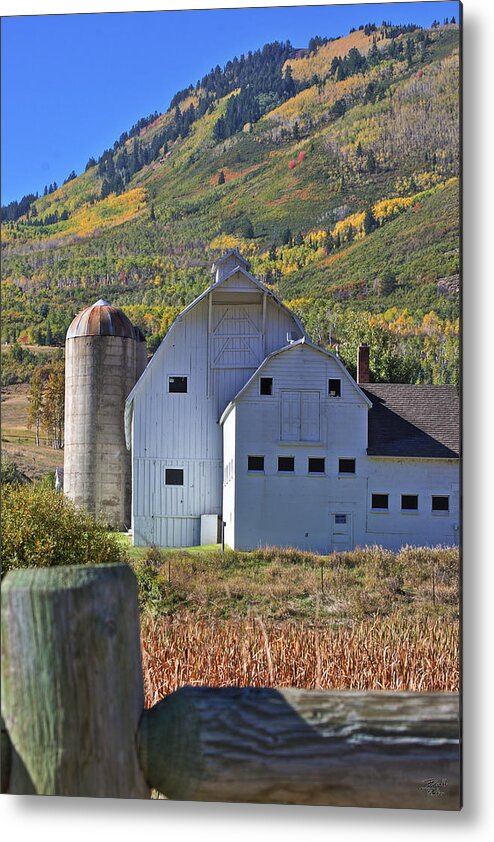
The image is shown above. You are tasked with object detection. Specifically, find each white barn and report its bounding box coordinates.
[124,251,304,547]
[125,252,460,552]
[220,339,459,553]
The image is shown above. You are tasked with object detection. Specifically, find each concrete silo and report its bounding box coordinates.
[64,300,147,529]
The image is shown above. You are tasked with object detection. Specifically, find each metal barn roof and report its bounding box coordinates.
[67,300,137,339]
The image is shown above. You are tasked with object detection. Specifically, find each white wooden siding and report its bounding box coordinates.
[223,343,459,553]
[130,270,303,546]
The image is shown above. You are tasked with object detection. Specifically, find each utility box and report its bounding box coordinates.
[201,514,221,546]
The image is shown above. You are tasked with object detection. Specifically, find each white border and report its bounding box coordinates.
[2,0,493,838]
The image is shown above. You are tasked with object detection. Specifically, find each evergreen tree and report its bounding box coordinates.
[331,98,347,119]
[377,269,397,296]
[113,173,124,195]
[363,207,377,235]
[405,37,415,66]
[100,179,111,200]
[242,217,254,239]
[281,227,292,245]
[217,170,225,185]
[150,204,156,221]
[283,65,296,98]
[325,231,334,252]
[366,150,377,173]
[368,41,380,66]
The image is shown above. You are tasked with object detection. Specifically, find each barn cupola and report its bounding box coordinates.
[211,249,250,284]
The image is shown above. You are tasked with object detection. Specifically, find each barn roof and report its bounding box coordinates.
[362,384,460,459]
[211,249,250,273]
[219,338,372,425]
[124,263,306,447]
[67,300,137,339]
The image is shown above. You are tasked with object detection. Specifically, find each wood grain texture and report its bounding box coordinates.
[1,564,149,798]
[138,687,460,809]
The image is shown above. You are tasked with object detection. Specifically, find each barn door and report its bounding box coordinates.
[281,391,320,441]
[331,513,353,552]
[211,305,263,369]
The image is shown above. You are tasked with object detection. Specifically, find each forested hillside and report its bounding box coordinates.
[1,19,460,385]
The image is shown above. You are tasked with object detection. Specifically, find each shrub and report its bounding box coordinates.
[0,451,29,486]
[132,547,190,617]
[1,483,126,576]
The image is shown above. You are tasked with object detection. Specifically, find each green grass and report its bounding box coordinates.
[112,531,221,560]
[118,540,459,625]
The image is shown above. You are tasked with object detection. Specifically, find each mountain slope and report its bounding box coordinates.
[1,22,460,384]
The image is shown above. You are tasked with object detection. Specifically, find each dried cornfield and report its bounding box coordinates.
[141,613,459,707]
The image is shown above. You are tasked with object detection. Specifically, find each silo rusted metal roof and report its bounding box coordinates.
[67,300,136,339]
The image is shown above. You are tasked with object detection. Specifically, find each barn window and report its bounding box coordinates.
[328,379,341,398]
[308,458,325,474]
[371,493,388,510]
[339,458,356,474]
[278,456,294,472]
[248,456,264,472]
[169,376,187,393]
[432,496,449,512]
[401,494,418,511]
[165,469,183,486]
[260,377,273,395]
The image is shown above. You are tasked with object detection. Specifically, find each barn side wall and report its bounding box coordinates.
[225,344,459,553]
[130,275,303,547]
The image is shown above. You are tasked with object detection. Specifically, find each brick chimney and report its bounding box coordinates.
[357,344,370,384]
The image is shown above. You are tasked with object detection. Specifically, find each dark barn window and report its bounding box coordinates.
[260,377,273,395]
[248,456,264,471]
[278,456,295,472]
[308,458,325,473]
[328,379,341,397]
[401,494,418,511]
[165,469,184,486]
[169,376,188,393]
[339,458,356,474]
[371,493,389,509]
[432,496,449,512]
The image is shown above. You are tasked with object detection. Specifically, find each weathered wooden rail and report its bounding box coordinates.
[1,564,461,808]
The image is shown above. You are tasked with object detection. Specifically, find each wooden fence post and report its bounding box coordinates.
[1,564,149,798]
[138,687,460,809]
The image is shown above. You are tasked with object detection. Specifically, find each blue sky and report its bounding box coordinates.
[1,1,460,205]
